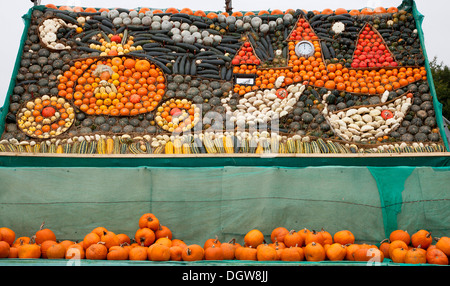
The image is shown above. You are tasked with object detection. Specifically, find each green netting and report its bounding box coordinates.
[0,166,449,246]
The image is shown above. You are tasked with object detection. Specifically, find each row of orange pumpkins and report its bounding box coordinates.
[0,214,449,264]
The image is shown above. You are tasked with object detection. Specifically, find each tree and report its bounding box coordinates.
[429,57,450,120]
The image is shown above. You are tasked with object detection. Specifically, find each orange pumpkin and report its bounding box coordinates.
[435,236,450,256]
[134,228,156,247]
[256,244,278,261]
[426,247,448,265]
[304,230,325,246]
[280,246,304,261]
[236,246,257,261]
[129,245,148,260]
[389,240,409,258]
[304,242,326,261]
[86,243,108,260]
[204,235,221,249]
[404,247,427,264]
[91,227,108,238]
[18,237,41,259]
[0,241,10,258]
[35,222,56,245]
[169,245,184,261]
[182,244,204,261]
[333,230,355,245]
[83,232,101,250]
[204,244,224,261]
[270,227,289,244]
[244,229,265,248]
[46,243,66,259]
[320,228,333,245]
[411,230,432,249]
[100,231,120,249]
[325,243,347,261]
[138,213,160,231]
[379,239,391,259]
[107,245,129,260]
[353,247,384,263]
[391,247,408,263]
[135,60,151,73]
[40,240,58,258]
[155,225,173,240]
[220,239,239,260]
[283,230,304,248]
[389,230,410,245]
[66,244,85,260]
[0,227,15,246]
[149,243,171,261]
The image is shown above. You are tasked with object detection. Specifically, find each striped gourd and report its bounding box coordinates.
[165,141,174,154]
[129,142,143,154]
[40,143,48,153]
[310,141,321,153]
[191,142,200,154]
[214,137,225,153]
[113,138,121,154]
[434,145,445,152]
[48,144,57,153]
[316,139,329,154]
[203,136,217,154]
[17,145,25,153]
[335,142,348,154]
[88,141,97,154]
[233,136,240,154]
[173,139,183,154]
[270,137,279,154]
[6,143,17,152]
[224,136,234,154]
[194,137,206,153]
[63,143,71,153]
[97,138,107,154]
[403,146,414,153]
[286,139,296,154]
[78,140,88,154]
[145,142,153,154]
[295,140,303,154]
[303,142,312,154]
[106,138,115,154]
[56,145,64,154]
[33,143,41,153]
[182,143,191,154]
[153,145,164,154]
[326,141,340,154]
[120,143,128,154]
[25,144,33,153]
[0,144,5,152]
[73,141,81,154]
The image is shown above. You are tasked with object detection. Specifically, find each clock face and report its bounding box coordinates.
[295,41,315,58]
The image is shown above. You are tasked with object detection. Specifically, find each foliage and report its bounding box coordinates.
[430,57,450,120]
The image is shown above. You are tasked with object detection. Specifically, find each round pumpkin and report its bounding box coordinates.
[35,222,56,245]
[135,60,152,73]
[40,240,58,258]
[426,248,448,265]
[304,230,325,246]
[220,239,238,260]
[333,230,355,245]
[86,243,108,260]
[204,244,224,261]
[271,227,289,244]
[18,237,41,259]
[435,236,450,256]
[0,241,10,258]
[100,231,120,249]
[280,246,304,261]
[404,247,427,264]
[326,243,347,261]
[134,227,156,247]
[256,244,278,261]
[391,247,408,263]
[236,246,257,261]
[83,232,101,250]
[138,213,160,231]
[244,229,265,248]
[389,230,410,245]
[284,230,304,248]
[182,244,204,261]
[304,242,326,262]
[169,245,184,261]
[204,235,221,249]
[107,245,129,260]
[65,244,85,260]
[389,240,409,258]
[149,243,171,261]
[46,243,66,259]
[155,225,173,240]
[128,245,148,261]
[411,230,432,249]
[0,227,16,246]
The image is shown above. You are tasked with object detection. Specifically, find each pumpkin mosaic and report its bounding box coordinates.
[0,4,448,155]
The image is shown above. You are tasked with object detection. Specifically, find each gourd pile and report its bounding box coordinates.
[0,5,448,155]
[0,216,449,265]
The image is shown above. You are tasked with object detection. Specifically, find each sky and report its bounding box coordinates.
[0,0,448,107]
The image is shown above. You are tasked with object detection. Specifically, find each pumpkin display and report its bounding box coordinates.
[304,242,326,262]
[34,222,57,245]
[0,3,446,156]
[244,229,265,248]
[411,230,433,249]
[46,243,66,259]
